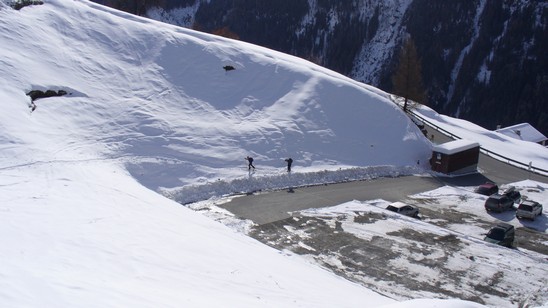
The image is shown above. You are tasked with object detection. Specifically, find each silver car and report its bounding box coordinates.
[386,202,419,218]
[516,200,543,220]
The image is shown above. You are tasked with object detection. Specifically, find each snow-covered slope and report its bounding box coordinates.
[0,160,398,307]
[0,0,431,191]
[0,0,444,307]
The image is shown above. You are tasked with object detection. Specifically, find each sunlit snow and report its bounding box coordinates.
[0,0,546,307]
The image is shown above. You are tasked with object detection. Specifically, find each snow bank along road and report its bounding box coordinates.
[222,114,547,225]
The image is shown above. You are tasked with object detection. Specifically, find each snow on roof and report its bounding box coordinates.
[432,139,479,155]
[388,201,409,208]
[495,123,547,143]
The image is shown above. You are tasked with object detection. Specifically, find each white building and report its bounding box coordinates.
[495,123,547,146]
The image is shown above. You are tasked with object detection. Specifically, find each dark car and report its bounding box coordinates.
[484,223,515,248]
[516,200,543,220]
[502,186,521,204]
[484,194,514,212]
[475,182,499,196]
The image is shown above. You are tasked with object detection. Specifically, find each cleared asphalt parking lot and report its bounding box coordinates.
[219,178,548,307]
[213,118,548,306]
[222,176,443,225]
[217,161,548,306]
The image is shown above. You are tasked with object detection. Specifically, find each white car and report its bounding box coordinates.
[386,202,419,218]
[516,200,543,220]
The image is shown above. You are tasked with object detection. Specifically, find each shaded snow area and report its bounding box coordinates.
[0,0,545,307]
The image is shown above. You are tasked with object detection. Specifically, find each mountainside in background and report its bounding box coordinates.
[101,0,548,136]
[1,0,432,192]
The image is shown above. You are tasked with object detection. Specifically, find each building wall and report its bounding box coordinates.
[430,147,480,174]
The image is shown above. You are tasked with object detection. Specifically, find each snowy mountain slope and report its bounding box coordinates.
[140,0,548,136]
[0,0,430,191]
[0,0,445,307]
[0,160,396,307]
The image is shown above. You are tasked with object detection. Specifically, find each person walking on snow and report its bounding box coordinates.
[245,156,255,171]
[285,157,293,172]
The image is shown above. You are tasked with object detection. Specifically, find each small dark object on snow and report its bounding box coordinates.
[285,158,293,172]
[27,89,67,101]
[245,156,255,170]
[223,65,235,72]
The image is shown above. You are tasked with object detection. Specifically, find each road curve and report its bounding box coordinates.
[222,176,443,225]
[221,122,547,225]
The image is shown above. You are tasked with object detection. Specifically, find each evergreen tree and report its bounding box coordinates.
[391,38,426,112]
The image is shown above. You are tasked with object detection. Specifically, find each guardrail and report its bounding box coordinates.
[408,109,548,177]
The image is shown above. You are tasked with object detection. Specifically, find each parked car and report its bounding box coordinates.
[516,200,543,220]
[484,223,515,248]
[484,194,514,212]
[502,186,521,204]
[386,202,419,218]
[475,182,499,196]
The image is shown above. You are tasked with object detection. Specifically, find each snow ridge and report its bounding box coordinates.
[163,165,422,204]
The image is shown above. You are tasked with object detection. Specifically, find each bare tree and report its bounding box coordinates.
[391,37,426,112]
